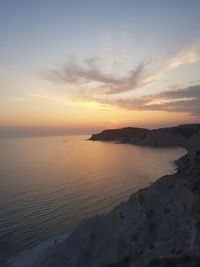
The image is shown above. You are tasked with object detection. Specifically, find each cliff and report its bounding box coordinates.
[89,124,200,150]
[27,124,200,266]
[89,127,149,143]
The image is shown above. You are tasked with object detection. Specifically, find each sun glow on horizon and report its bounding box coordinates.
[0,1,200,136]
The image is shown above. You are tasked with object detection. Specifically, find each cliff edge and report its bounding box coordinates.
[24,124,200,267]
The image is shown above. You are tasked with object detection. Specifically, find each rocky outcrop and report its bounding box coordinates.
[90,124,200,149]
[89,127,149,144]
[40,124,200,267]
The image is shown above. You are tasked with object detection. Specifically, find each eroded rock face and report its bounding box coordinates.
[40,151,200,267]
[40,124,200,267]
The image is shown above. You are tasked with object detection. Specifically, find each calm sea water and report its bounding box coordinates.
[0,135,185,263]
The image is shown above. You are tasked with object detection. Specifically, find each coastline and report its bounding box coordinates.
[6,124,200,267]
[6,234,69,267]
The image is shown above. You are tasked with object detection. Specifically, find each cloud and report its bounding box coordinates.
[161,85,200,99]
[97,85,200,117]
[28,84,200,117]
[167,48,200,68]
[139,46,200,85]
[146,85,200,116]
[44,44,200,117]
[49,58,146,94]
[48,45,200,95]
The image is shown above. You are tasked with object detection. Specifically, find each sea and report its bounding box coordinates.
[0,135,186,265]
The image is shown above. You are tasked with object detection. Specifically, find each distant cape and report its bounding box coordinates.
[89,124,200,149]
[12,124,200,267]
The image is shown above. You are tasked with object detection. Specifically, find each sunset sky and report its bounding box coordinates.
[0,0,200,136]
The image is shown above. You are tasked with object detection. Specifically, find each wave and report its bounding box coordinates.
[7,233,69,267]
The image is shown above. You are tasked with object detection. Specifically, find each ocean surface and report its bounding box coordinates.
[0,135,185,263]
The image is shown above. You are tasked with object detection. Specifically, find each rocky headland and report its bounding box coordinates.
[16,124,200,267]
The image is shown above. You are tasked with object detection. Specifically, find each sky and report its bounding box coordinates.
[0,0,200,136]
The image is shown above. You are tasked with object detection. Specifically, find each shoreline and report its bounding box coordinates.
[6,234,69,267]
[6,146,183,267]
[6,124,200,266]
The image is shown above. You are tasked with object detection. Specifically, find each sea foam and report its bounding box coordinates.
[7,233,69,267]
